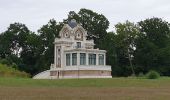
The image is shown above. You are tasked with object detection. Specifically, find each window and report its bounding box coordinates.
[77,42,81,48]
[72,53,77,65]
[80,53,86,65]
[78,33,80,37]
[89,54,96,65]
[58,49,60,54]
[77,32,81,38]
[64,31,69,38]
[66,54,70,66]
[99,54,104,65]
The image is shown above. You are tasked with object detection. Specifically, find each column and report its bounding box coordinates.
[54,45,57,67]
[64,53,66,67]
[60,46,63,68]
[70,53,72,66]
[96,53,99,65]
[77,53,80,66]
[86,53,88,65]
[104,53,106,65]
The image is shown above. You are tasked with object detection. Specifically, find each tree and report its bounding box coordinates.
[138,17,170,48]
[0,23,30,58]
[19,32,43,75]
[135,17,170,75]
[114,21,140,76]
[0,22,47,75]
[100,32,117,76]
[64,8,110,48]
[0,23,40,75]
[37,19,63,72]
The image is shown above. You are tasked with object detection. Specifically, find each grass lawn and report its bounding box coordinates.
[0,77,170,100]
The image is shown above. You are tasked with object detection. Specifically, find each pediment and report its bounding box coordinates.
[59,21,87,40]
[73,25,87,40]
[59,25,72,38]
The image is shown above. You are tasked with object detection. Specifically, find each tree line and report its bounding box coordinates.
[0,8,170,77]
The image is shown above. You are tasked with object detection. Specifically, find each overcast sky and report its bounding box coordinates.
[0,0,170,32]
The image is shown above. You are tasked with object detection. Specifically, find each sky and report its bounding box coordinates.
[0,0,170,33]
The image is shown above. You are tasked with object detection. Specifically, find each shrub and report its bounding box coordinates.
[146,70,160,79]
[138,72,144,77]
[0,59,10,65]
[0,64,30,78]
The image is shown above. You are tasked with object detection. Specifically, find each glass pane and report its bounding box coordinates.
[72,53,77,65]
[88,54,96,65]
[99,54,104,65]
[66,54,70,66]
[80,53,86,65]
[77,42,81,48]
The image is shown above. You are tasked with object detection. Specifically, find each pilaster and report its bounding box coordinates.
[60,46,64,68]
[77,53,80,66]
[70,53,72,66]
[54,45,56,67]
[104,53,106,65]
[96,53,99,65]
[86,53,89,65]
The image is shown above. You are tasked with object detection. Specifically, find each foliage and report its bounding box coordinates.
[135,17,170,75]
[146,70,160,79]
[99,32,117,76]
[64,8,109,48]
[114,21,140,76]
[0,64,29,78]
[1,9,170,77]
[0,23,30,58]
[0,59,11,65]
[138,72,145,77]
[37,19,64,73]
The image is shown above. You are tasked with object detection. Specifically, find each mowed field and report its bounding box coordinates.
[0,78,170,100]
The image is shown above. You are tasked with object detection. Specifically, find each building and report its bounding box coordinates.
[33,19,112,79]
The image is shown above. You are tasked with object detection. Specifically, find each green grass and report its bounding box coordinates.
[1,77,170,100]
[0,77,170,87]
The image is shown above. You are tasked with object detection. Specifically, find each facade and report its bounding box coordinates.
[33,19,112,79]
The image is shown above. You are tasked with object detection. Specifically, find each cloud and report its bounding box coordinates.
[0,0,170,32]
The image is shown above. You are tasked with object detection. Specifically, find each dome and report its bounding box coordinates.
[68,19,77,28]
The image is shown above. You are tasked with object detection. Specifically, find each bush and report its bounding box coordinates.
[138,72,144,77]
[146,70,160,79]
[0,64,30,78]
[0,59,11,65]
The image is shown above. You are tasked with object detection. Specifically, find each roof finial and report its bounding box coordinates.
[68,19,77,28]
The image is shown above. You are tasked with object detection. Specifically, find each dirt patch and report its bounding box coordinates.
[0,87,170,100]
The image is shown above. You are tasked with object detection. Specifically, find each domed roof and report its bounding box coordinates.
[68,19,77,28]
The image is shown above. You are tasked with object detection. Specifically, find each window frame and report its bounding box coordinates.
[80,53,86,65]
[88,54,96,65]
[72,53,77,65]
[99,54,104,65]
[66,53,70,66]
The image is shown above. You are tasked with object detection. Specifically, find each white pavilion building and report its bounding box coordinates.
[33,19,112,79]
